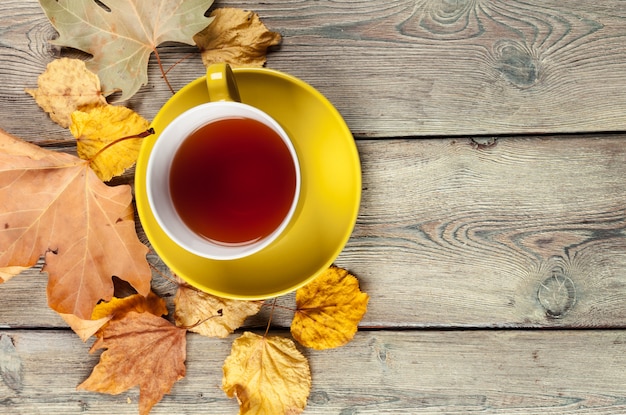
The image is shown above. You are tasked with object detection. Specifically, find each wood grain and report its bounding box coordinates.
[3,1,626,138]
[2,135,626,330]
[2,329,626,414]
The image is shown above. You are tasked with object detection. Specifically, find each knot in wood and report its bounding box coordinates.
[536,267,576,318]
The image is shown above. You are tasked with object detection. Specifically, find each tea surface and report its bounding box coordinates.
[169,117,297,245]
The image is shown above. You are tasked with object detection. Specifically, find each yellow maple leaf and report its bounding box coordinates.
[174,283,263,338]
[223,332,311,415]
[194,8,282,68]
[0,266,27,283]
[25,58,107,128]
[69,105,150,182]
[291,266,369,350]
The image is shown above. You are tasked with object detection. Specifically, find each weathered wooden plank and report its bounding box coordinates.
[3,1,626,138]
[2,329,626,414]
[2,136,626,329]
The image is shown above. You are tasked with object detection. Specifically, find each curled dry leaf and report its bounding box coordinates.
[223,332,311,415]
[39,0,214,100]
[70,105,150,181]
[194,8,282,68]
[78,311,187,415]
[60,292,168,342]
[25,58,106,128]
[291,266,369,350]
[0,129,151,319]
[174,283,263,338]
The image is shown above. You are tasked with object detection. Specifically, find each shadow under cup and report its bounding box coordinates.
[146,101,301,260]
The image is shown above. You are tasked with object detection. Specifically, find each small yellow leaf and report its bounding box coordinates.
[25,58,107,128]
[59,313,111,342]
[92,292,168,321]
[174,284,263,338]
[69,105,150,181]
[194,8,282,68]
[59,292,167,342]
[223,332,311,415]
[291,266,369,350]
[0,266,27,283]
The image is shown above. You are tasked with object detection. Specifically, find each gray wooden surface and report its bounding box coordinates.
[2,0,626,414]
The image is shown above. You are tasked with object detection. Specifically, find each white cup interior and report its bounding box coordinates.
[146,102,301,260]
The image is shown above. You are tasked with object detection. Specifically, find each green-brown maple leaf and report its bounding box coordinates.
[39,0,214,100]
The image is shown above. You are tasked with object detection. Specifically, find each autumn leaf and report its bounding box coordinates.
[60,292,168,341]
[194,8,282,68]
[0,266,27,284]
[223,332,311,415]
[25,58,107,128]
[39,0,215,100]
[0,128,151,319]
[69,105,151,181]
[78,311,187,415]
[174,283,263,338]
[291,266,369,350]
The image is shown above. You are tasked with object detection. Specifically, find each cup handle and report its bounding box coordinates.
[206,63,241,102]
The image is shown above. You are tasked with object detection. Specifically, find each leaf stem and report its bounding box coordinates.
[178,309,224,331]
[87,128,154,164]
[264,298,277,338]
[154,49,175,95]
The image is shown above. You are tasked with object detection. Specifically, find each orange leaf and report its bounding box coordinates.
[223,332,311,415]
[174,283,263,338]
[291,266,369,350]
[0,129,151,319]
[78,311,187,415]
[194,8,281,68]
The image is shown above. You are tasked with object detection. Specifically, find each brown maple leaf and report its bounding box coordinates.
[39,0,215,100]
[78,311,187,415]
[291,266,369,350]
[0,129,151,319]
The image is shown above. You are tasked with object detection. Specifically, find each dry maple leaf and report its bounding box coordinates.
[70,104,150,182]
[174,283,263,338]
[39,0,215,101]
[60,291,168,341]
[194,8,282,68]
[0,129,151,319]
[223,331,311,415]
[0,266,27,284]
[25,58,107,128]
[291,266,369,350]
[78,311,187,415]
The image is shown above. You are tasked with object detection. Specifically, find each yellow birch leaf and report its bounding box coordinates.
[174,283,263,338]
[69,105,150,182]
[291,266,369,350]
[25,58,106,128]
[194,8,282,68]
[223,332,311,415]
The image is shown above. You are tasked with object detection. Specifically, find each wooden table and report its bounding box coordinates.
[3,1,626,413]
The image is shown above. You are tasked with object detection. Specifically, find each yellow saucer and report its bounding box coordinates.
[135,67,361,299]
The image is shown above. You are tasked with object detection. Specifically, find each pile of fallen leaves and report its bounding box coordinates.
[0,1,369,414]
